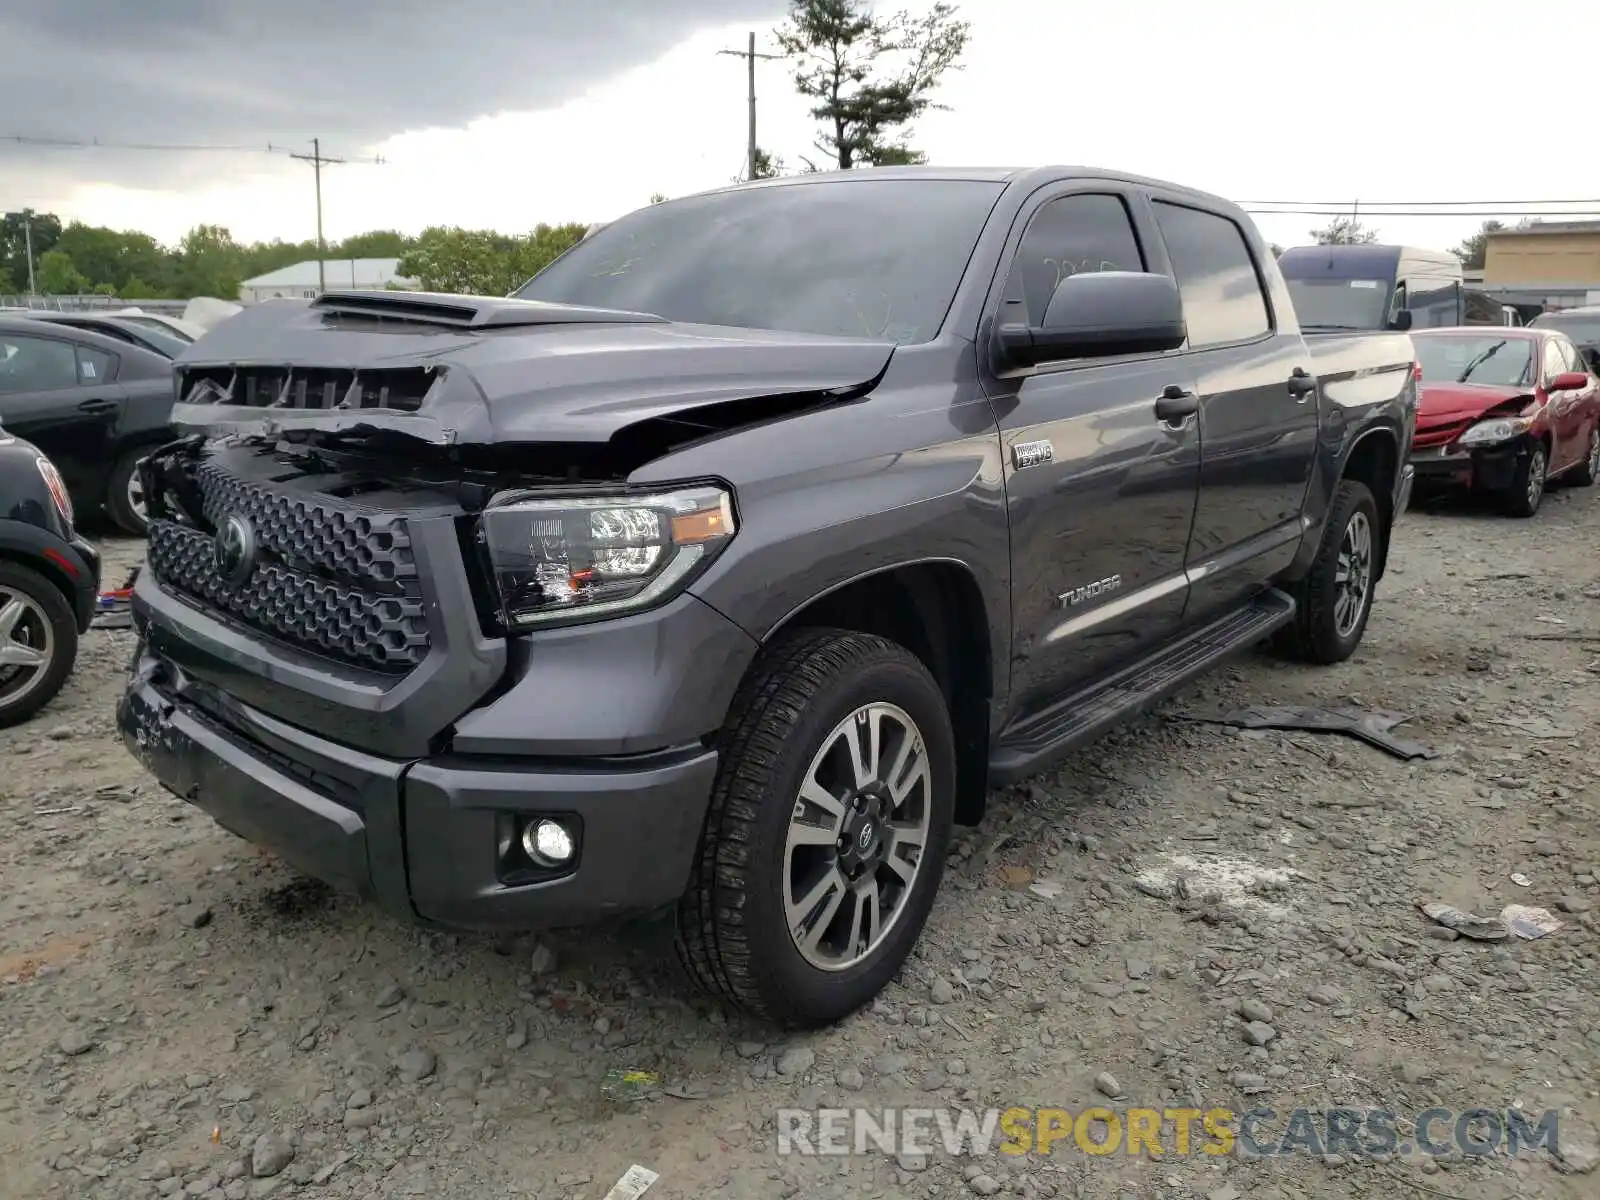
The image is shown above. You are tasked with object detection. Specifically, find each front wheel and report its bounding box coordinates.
[1274,478,1380,665]
[0,562,79,729]
[676,628,955,1027]
[1501,441,1547,518]
[1569,424,1600,487]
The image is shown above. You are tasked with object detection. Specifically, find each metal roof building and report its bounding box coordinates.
[238,257,417,302]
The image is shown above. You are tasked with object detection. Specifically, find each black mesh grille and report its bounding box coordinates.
[145,456,431,673]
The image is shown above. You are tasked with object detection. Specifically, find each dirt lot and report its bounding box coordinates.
[2,485,1598,1200]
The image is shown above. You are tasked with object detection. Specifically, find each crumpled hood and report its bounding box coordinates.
[172,290,897,446]
[1418,381,1531,423]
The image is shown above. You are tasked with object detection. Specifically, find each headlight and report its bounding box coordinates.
[1458,417,1531,446]
[478,484,736,628]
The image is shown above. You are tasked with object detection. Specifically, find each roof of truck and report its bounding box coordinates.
[706,165,1241,212]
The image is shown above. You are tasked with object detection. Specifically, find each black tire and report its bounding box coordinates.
[0,561,79,729]
[676,627,956,1028]
[1274,478,1380,665]
[106,446,151,536]
[1569,424,1600,487]
[1501,440,1547,518]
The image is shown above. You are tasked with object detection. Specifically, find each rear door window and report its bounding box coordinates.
[1151,202,1271,348]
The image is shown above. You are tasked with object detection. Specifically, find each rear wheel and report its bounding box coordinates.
[676,628,955,1028]
[1274,478,1379,665]
[106,446,151,536]
[1501,441,1547,518]
[0,562,78,729]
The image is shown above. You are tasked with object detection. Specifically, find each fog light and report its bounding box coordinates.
[522,819,575,866]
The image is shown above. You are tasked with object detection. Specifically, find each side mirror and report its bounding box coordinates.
[1388,309,1414,332]
[1550,371,1590,391]
[996,271,1186,369]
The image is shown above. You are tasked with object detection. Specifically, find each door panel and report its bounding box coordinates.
[1147,198,1319,618]
[0,332,125,501]
[983,189,1200,716]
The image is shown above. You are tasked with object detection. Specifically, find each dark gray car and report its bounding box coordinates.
[118,166,1417,1027]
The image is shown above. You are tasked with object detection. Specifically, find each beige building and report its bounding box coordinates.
[1484,221,1600,287]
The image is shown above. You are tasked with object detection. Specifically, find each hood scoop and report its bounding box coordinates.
[312,289,666,330]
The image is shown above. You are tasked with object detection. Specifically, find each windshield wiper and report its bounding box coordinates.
[1301,322,1363,331]
[1456,340,1507,382]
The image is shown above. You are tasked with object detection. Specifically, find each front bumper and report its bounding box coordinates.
[1408,439,1526,492]
[117,651,719,930]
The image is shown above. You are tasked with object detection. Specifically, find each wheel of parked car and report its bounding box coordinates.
[0,561,79,729]
[107,446,151,536]
[1274,478,1380,665]
[676,627,955,1027]
[1571,425,1600,488]
[1503,442,1548,518]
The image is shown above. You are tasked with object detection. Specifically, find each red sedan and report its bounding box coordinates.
[1408,327,1600,516]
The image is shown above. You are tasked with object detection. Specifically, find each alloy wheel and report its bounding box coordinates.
[1527,447,1546,510]
[1333,510,1372,639]
[0,586,55,707]
[783,701,932,972]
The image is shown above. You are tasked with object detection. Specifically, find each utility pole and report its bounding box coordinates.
[718,32,780,181]
[290,137,345,293]
[23,215,36,294]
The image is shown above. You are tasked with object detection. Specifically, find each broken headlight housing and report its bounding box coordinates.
[477,484,736,629]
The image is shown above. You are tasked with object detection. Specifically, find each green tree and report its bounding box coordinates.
[649,192,668,204]
[751,147,785,178]
[398,224,587,295]
[1,209,62,291]
[0,265,15,294]
[1310,216,1379,246]
[1269,243,1284,258]
[175,224,245,298]
[776,0,970,170]
[122,276,161,299]
[335,230,413,258]
[37,248,89,294]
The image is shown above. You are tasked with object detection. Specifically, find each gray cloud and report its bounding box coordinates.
[1,1,784,200]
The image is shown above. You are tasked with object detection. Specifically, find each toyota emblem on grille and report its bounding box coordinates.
[214,515,257,586]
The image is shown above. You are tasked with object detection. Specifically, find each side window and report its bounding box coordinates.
[1390,282,1410,325]
[1005,193,1145,327]
[76,346,115,384]
[0,335,81,394]
[1151,201,1271,348]
[1542,339,1566,384]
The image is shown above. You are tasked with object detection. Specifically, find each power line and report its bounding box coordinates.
[1244,208,1600,219]
[1,133,385,164]
[1240,197,1600,208]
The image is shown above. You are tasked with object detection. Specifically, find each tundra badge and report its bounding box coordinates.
[1012,439,1054,470]
[1059,575,1122,607]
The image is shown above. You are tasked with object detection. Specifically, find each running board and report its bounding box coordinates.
[989,588,1297,785]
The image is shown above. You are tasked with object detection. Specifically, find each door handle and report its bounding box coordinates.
[1154,384,1199,423]
[77,397,118,414]
[1287,368,1317,401]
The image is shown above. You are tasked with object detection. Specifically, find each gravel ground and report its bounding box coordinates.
[3,486,1598,1200]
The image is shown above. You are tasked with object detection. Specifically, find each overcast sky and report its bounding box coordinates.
[4,0,1599,255]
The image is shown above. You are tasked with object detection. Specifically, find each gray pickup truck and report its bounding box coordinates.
[120,167,1416,1027]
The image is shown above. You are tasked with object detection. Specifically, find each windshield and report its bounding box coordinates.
[1531,311,1600,347]
[124,324,190,358]
[1414,335,1534,387]
[119,315,195,342]
[1284,278,1391,329]
[512,179,1006,344]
